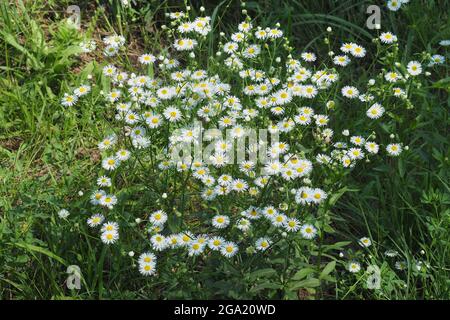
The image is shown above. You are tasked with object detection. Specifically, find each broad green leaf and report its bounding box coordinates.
[248,268,277,280]
[319,261,336,279]
[289,278,321,290]
[250,282,283,292]
[291,268,315,281]
[14,242,67,265]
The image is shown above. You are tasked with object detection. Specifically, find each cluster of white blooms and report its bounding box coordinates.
[102,34,126,57]
[79,39,96,53]
[60,83,91,107]
[61,7,446,277]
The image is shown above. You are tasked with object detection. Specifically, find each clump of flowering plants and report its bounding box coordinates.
[62,4,445,298]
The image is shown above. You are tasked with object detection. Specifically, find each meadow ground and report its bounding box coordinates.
[0,0,449,300]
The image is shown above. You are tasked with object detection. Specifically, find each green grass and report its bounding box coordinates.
[0,0,449,299]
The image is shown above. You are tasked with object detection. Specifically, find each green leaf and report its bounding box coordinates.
[14,242,67,265]
[322,241,351,251]
[328,187,357,206]
[248,268,277,280]
[58,45,83,61]
[323,224,336,233]
[291,268,315,281]
[319,261,336,280]
[432,77,450,91]
[250,282,283,292]
[289,278,321,290]
[0,30,43,70]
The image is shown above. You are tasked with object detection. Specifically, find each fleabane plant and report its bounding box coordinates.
[63,5,445,286]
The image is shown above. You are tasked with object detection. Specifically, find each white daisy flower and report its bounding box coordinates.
[407,61,422,76]
[284,218,301,232]
[271,214,287,227]
[101,230,119,244]
[163,107,182,122]
[262,206,278,219]
[333,55,351,67]
[255,237,271,251]
[350,136,365,146]
[350,45,366,58]
[188,241,205,256]
[97,176,112,187]
[139,262,156,276]
[138,53,156,65]
[358,237,372,247]
[101,221,119,233]
[173,38,198,51]
[314,114,329,127]
[102,157,120,171]
[295,187,313,205]
[220,242,238,258]
[150,234,168,251]
[380,32,397,44]
[102,64,117,77]
[212,215,230,229]
[208,236,225,251]
[348,261,361,273]
[301,52,317,62]
[223,42,239,53]
[429,54,445,66]
[341,86,359,98]
[238,21,252,33]
[365,141,379,154]
[300,224,317,239]
[61,93,78,107]
[367,103,385,119]
[340,42,355,53]
[99,194,118,209]
[149,210,168,226]
[87,214,105,227]
[74,84,91,97]
[178,22,193,33]
[311,188,328,204]
[90,189,106,205]
[385,71,402,83]
[116,149,131,161]
[387,0,402,11]
[348,147,364,160]
[243,45,261,58]
[386,143,402,156]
